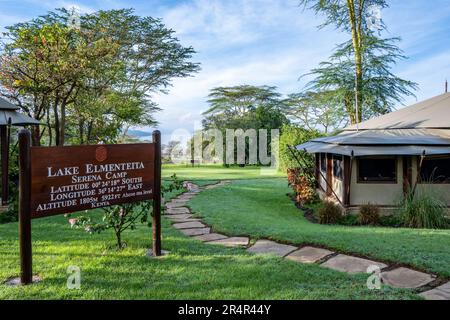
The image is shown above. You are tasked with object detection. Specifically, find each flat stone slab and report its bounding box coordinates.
[286,246,334,264]
[193,233,229,242]
[173,221,206,230]
[167,201,188,207]
[166,202,187,208]
[177,194,196,199]
[183,192,199,196]
[170,218,202,223]
[165,207,190,214]
[204,184,222,189]
[208,237,249,247]
[165,214,193,220]
[246,240,297,257]
[321,254,387,274]
[381,267,435,289]
[171,198,189,203]
[420,282,450,300]
[180,227,211,236]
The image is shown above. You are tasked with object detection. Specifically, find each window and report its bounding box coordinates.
[420,157,450,183]
[358,157,397,183]
[320,153,327,172]
[333,155,343,180]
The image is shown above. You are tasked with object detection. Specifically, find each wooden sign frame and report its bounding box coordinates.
[17,129,162,285]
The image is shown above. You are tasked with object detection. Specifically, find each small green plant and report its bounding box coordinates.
[70,174,184,248]
[337,213,360,226]
[317,201,342,224]
[398,189,449,229]
[358,203,380,225]
[379,214,403,228]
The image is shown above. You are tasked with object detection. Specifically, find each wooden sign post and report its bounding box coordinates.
[152,130,162,256]
[18,130,32,284]
[17,129,162,285]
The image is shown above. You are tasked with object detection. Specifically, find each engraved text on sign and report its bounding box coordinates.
[30,144,155,218]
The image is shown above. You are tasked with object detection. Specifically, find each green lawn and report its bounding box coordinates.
[188,178,450,278]
[163,164,285,181]
[0,201,416,299]
[0,166,440,299]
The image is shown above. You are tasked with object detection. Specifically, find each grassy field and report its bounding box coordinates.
[0,184,416,299]
[0,166,437,299]
[162,164,285,181]
[189,178,450,278]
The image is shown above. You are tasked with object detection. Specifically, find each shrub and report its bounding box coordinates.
[358,203,380,225]
[398,190,449,229]
[317,201,343,224]
[287,168,317,206]
[379,214,403,228]
[338,214,360,226]
[70,174,184,248]
[279,124,322,172]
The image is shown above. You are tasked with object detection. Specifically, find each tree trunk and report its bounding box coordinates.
[347,0,364,123]
[31,126,41,146]
[79,120,84,144]
[344,93,356,124]
[87,121,93,144]
[59,102,66,146]
[53,96,60,146]
[116,232,122,249]
[46,108,52,146]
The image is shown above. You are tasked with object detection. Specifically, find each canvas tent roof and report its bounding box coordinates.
[345,93,450,131]
[0,109,40,126]
[296,93,450,157]
[311,129,450,146]
[0,97,19,111]
[0,97,40,126]
[297,140,450,157]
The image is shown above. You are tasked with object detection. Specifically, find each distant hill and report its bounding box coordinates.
[127,129,152,138]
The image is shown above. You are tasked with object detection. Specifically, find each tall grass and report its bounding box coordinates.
[399,189,449,229]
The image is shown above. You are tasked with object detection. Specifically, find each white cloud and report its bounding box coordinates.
[149,0,347,141]
[2,0,449,143]
[159,0,321,50]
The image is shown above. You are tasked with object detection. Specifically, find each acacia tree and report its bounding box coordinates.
[204,85,281,118]
[202,85,288,165]
[203,85,286,132]
[0,8,200,145]
[299,0,417,123]
[283,91,347,133]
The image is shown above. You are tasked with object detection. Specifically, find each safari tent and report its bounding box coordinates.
[296,93,450,212]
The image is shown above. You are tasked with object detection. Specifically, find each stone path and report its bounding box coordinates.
[381,267,435,289]
[419,282,450,300]
[322,254,387,274]
[246,240,297,257]
[286,246,334,264]
[164,181,450,300]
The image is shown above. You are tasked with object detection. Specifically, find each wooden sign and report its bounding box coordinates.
[30,144,156,218]
[18,130,162,285]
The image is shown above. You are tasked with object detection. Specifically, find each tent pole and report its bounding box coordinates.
[287,145,308,169]
[412,150,426,198]
[343,152,354,207]
[287,146,344,206]
[1,124,8,206]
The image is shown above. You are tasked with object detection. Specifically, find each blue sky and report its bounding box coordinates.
[1,0,450,143]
